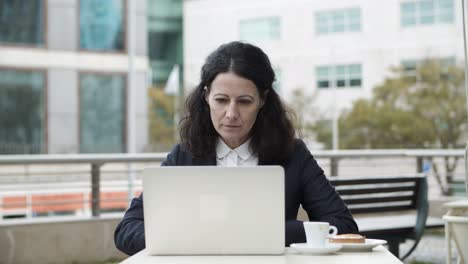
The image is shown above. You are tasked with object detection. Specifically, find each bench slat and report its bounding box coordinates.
[325,176,427,260]
[337,185,415,195]
[330,177,418,185]
[343,195,415,205]
[349,204,414,214]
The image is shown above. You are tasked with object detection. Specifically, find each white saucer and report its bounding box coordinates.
[333,239,387,251]
[290,243,342,255]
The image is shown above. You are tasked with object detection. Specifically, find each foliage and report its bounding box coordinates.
[288,89,322,145]
[313,59,467,150]
[147,86,176,152]
[310,59,467,194]
[407,261,435,264]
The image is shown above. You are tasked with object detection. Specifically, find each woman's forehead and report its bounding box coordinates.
[210,72,258,96]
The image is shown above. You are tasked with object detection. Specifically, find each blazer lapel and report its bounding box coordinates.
[193,153,217,166]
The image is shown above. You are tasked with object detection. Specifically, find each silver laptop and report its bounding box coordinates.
[142,166,285,255]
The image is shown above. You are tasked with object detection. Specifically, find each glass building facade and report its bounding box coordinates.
[0,0,45,46]
[239,17,281,42]
[401,0,454,27]
[147,0,183,85]
[316,64,362,89]
[0,0,151,154]
[315,7,361,34]
[79,74,126,153]
[79,0,125,51]
[0,69,46,154]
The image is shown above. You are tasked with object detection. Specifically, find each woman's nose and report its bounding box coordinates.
[225,102,240,119]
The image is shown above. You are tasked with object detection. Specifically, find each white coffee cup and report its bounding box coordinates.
[303,221,338,248]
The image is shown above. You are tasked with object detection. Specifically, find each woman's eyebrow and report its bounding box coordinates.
[212,93,229,97]
[237,95,255,99]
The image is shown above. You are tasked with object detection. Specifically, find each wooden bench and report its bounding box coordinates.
[328,175,445,260]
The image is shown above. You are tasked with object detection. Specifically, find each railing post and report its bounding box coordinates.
[331,157,339,176]
[91,163,102,217]
[416,157,423,173]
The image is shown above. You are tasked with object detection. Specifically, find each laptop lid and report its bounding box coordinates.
[142,166,285,255]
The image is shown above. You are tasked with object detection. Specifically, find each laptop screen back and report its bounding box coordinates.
[142,166,285,255]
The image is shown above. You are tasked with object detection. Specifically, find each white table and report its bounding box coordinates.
[120,246,402,264]
[444,199,468,264]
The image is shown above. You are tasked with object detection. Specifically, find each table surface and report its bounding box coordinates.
[356,214,443,232]
[120,246,403,264]
[444,199,468,208]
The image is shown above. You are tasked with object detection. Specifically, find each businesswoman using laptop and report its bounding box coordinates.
[115,41,358,255]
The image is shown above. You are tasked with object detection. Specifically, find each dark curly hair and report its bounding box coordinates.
[179,41,296,164]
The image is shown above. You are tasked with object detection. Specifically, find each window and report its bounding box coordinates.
[401,0,454,27]
[316,67,330,88]
[315,8,361,34]
[401,60,418,79]
[148,0,183,85]
[148,32,182,84]
[316,64,362,88]
[0,0,44,46]
[239,17,280,42]
[401,56,456,79]
[79,0,125,51]
[80,74,126,153]
[0,69,46,154]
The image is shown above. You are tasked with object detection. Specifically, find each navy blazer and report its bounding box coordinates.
[114,139,358,255]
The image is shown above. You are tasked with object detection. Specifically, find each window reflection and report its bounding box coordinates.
[80,74,125,153]
[316,64,362,89]
[239,17,281,42]
[401,0,454,27]
[79,0,125,51]
[0,0,44,46]
[315,7,361,35]
[148,0,183,85]
[0,69,45,154]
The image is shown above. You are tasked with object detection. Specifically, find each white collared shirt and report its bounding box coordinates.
[216,138,258,166]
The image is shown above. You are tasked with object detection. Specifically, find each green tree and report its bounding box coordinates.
[147,87,176,152]
[289,88,328,147]
[313,59,467,194]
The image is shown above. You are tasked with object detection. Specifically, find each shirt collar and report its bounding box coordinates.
[216,138,254,161]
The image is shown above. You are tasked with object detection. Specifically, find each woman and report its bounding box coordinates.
[114,41,358,256]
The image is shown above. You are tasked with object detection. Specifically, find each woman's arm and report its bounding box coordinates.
[114,145,179,255]
[284,140,358,245]
[301,162,358,233]
[114,194,145,255]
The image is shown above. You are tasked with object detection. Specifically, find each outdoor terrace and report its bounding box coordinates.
[0,149,465,264]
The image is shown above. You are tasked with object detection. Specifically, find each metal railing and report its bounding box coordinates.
[0,153,166,217]
[0,149,465,218]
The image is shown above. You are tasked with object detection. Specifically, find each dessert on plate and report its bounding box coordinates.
[329,234,366,244]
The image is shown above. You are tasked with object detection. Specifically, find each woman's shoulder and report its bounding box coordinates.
[286,138,323,174]
[292,138,309,153]
[286,138,317,162]
[163,143,194,165]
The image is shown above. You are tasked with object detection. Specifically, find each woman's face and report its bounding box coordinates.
[205,72,264,149]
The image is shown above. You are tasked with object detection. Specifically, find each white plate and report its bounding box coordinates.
[332,239,387,251]
[290,243,342,255]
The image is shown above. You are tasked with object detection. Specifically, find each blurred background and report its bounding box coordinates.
[1,0,465,155]
[0,0,467,263]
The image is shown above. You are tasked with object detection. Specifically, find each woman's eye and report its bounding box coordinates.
[214,98,228,103]
[238,99,253,105]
